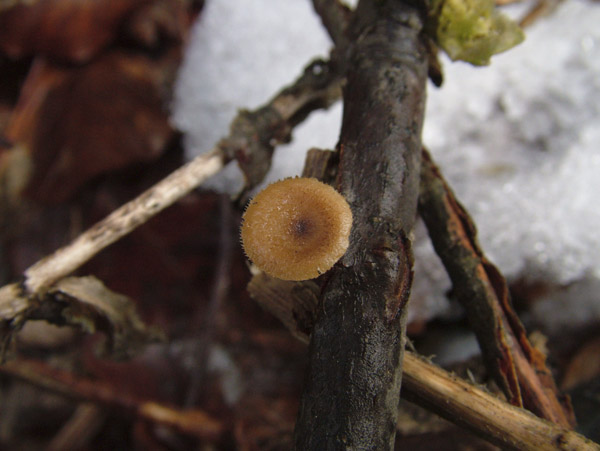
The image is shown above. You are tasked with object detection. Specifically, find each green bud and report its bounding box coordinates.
[430,0,525,66]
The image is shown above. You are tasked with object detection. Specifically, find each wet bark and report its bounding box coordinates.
[293,0,428,449]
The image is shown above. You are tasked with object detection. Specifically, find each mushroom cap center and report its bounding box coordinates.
[241,177,352,281]
[290,217,313,239]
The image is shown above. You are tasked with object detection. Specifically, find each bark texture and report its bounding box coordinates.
[418,148,575,427]
[249,273,598,451]
[293,1,428,449]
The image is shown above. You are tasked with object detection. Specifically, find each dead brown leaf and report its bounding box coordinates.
[49,276,164,359]
[0,0,149,63]
[3,52,175,203]
[0,276,163,361]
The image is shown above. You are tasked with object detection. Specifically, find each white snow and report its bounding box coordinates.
[171,0,336,193]
[419,0,600,326]
[172,0,600,329]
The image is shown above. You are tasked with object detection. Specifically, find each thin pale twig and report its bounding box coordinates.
[0,358,224,441]
[0,58,343,345]
[25,149,225,294]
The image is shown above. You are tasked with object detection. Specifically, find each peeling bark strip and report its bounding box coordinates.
[418,148,575,427]
[293,1,427,449]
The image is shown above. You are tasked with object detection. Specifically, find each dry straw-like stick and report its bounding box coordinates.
[0,150,224,337]
[0,55,342,360]
[248,274,600,451]
[403,353,598,451]
[24,149,224,293]
[0,56,341,308]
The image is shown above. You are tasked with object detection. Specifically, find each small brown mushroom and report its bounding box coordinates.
[241,177,353,281]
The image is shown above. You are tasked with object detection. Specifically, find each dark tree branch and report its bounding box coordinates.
[311,0,353,47]
[225,58,342,199]
[248,273,599,450]
[293,0,428,448]
[418,148,575,427]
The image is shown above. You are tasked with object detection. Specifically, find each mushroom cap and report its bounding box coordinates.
[241,177,353,281]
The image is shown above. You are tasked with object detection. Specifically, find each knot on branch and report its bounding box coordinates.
[220,106,290,193]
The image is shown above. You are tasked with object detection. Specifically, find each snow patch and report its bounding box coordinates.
[172,0,600,327]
